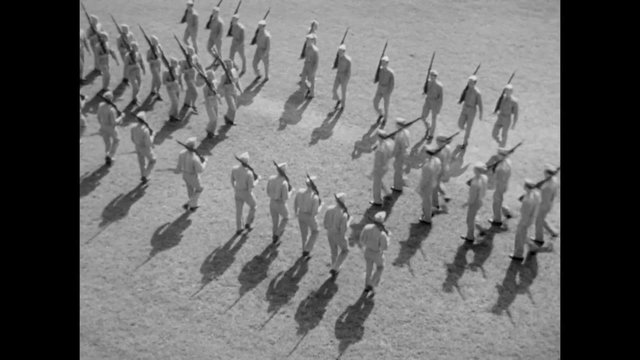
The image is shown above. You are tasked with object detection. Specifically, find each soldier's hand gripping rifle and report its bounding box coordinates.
[458,63,481,104]
[273,160,292,192]
[373,40,388,84]
[332,27,349,69]
[177,140,206,163]
[306,173,322,205]
[227,0,242,37]
[212,48,243,93]
[422,51,436,95]
[518,166,560,201]
[380,116,422,140]
[334,194,350,219]
[493,71,516,114]
[138,25,158,61]
[250,8,270,45]
[81,2,107,54]
[205,0,224,29]
[174,34,195,70]
[235,155,259,181]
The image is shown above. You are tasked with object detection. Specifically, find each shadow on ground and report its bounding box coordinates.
[135,212,193,270]
[80,164,111,198]
[348,192,401,247]
[237,77,267,108]
[277,87,312,131]
[196,123,233,156]
[309,108,343,146]
[153,107,193,145]
[490,254,539,324]
[334,292,375,359]
[350,122,380,160]
[392,222,432,276]
[442,241,472,300]
[261,256,309,329]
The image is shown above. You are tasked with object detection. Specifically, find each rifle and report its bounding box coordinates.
[380,116,422,140]
[180,5,189,24]
[422,51,436,94]
[367,215,389,235]
[158,47,176,82]
[486,141,523,172]
[332,27,349,69]
[441,131,460,144]
[334,194,350,219]
[81,2,107,54]
[373,41,388,84]
[98,94,123,117]
[174,34,194,69]
[212,48,243,93]
[427,132,461,156]
[99,95,154,135]
[458,63,481,104]
[518,167,560,201]
[205,0,224,29]
[235,155,259,180]
[138,25,158,60]
[299,21,316,60]
[273,160,292,191]
[227,0,242,37]
[195,66,217,95]
[306,173,322,205]
[250,8,271,45]
[493,71,516,114]
[110,15,132,54]
[176,140,206,163]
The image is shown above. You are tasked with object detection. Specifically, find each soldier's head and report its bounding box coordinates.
[277,162,288,173]
[310,20,319,32]
[338,44,346,56]
[305,175,317,189]
[376,129,388,141]
[258,19,266,29]
[185,136,197,149]
[212,6,220,15]
[131,42,139,51]
[381,56,389,68]
[232,14,240,24]
[103,91,114,101]
[473,161,487,175]
[99,32,109,41]
[425,145,438,158]
[504,83,513,96]
[394,117,407,128]
[136,111,146,122]
[186,0,194,9]
[150,35,159,46]
[430,69,438,81]
[523,178,536,191]
[121,24,129,33]
[335,192,346,206]
[237,152,250,163]
[89,15,99,25]
[544,164,556,176]
[468,75,477,87]
[374,211,386,223]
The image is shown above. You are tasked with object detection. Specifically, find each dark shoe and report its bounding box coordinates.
[390,187,403,193]
[245,223,253,231]
[550,232,559,238]
[427,135,434,143]
[504,213,513,219]
[488,219,503,227]
[509,254,524,262]
[122,78,129,85]
[239,70,246,78]
[460,236,474,243]
[182,203,189,210]
[206,131,215,139]
[140,176,148,184]
[419,218,432,225]
[460,143,468,150]
[105,156,113,166]
[379,120,386,129]
[444,197,452,203]
[533,239,544,247]
[155,93,163,101]
[369,201,383,206]
[169,116,181,123]
[130,98,139,106]
[335,100,341,109]
[188,206,199,212]
[375,114,383,124]
[302,251,311,261]
[235,229,244,235]
[224,115,235,125]
[191,106,198,115]
[272,234,279,244]
[329,269,338,279]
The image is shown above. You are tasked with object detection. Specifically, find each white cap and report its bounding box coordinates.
[131,42,139,50]
[185,137,197,148]
[170,57,178,65]
[103,91,113,100]
[306,33,316,40]
[121,24,129,32]
[524,178,536,188]
[258,20,266,26]
[395,117,407,126]
[505,84,513,90]
[469,75,478,82]
[186,0,194,6]
[187,46,195,55]
[430,69,438,76]
[338,44,346,51]
[232,14,240,20]
[473,162,487,172]
[150,35,159,45]
[376,129,388,137]
[277,162,288,171]
[237,152,249,162]
[435,136,448,143]
[544,164,556,173]
[335,192,346,202]
[212,6,220,12]
[497,147,509,155]
[306,175,318,184]
[381,56,389,63]
[99,32,109,40]
[136,111,146,120]
[374,211,386,223]
[206,70,215,80]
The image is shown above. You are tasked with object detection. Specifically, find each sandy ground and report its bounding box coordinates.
[80,0,560,359]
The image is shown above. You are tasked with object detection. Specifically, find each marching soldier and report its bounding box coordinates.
[433,135,453,211]
[511,179,541,261]
[370,129,395,206]
[298,20,319,80]
[130,111,156,184]
[533,165,560,246]
[461,162,488,242]
[80,29,91,82]
[116,24,134,85]
[219,58,240,125]
[301,34,319,100]
[125,42,146,107]
[373,56,395,128]
[417,147,442,224]
[164,57,184,122]
[206,6,224,62]
[96,91,124,166]
[182,0,199,54]
[230,152,258,235]
[251,20,271,82]
[228,14,247,77]
[176,137,207,212]
[332,44,351,110]
[86,15,103,72]
[323,193,351,279]
[195,70,221,138]
[146,36,163,101]
[492,84,519,147]
[391,118,410,192]
[180,46,201,115]
[96,32,120,93]
[421,69,444,141]
[294,175,322,260]
[359,211,390,296]
[457,75,483,150]
[266,162,292,244]
[488,148,513,228]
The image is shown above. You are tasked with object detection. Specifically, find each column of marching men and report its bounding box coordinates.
[80,0,560,298]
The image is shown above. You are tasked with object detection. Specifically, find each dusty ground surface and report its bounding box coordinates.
[80,0,560,359]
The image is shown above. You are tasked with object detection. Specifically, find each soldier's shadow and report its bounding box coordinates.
[277,88,312,131]
[350,122,379,160]
[79,164,111,198]
[226,242,280,312]
[289,277,339,356]
[153,107,193,145]
[191,232,250,298]
[196,123,233,156]
[136,93,159,113]
[467,225,498,279]
[135,212,193,270]
[442,241,473,300]
[447,146,470,179]
[490,255,539,324]
[392,222,432,276]
[111,81,128,101]
[334,292,375,359]
[261,256,309,329]
[81,92,104,115]
[98,183,148,228]
[237,77,267,108]
[81,69,101,88]
[309,108,343,146]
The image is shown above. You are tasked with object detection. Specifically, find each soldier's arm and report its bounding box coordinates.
[265,34,271,53]
[192,13,199,28]
[238,27,245,44]
[388,71,395,93]
[311,196,320,217]
[476,91,483,120]
[293,193,300,215]
[139,55,146,74]
[230,170,235,188]
[511,100,519,129]
[345,58,351,79]
[110,47,120,65]
[130,128,136,145]
[380,233,389,251]
[311,51,319,72]
[281,182,290,201]
[83,36,91,51]
[437,84,444,106]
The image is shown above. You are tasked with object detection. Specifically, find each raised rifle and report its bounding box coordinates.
[180,5,189,24]
[332,27,349,69]
[299,21,316,60]
[458,63,481,104]
[110,15,132,54]
[227,0,242,37]
[212,48,243,93]
[174,34,194,69]
[373,40,388,84]
[138,25,158,60]
[493,71,516,114]
[250,8,270,45]
[176,140,206,163]
[81,2,107,54]
[380,116,422,140]
[205,0,224,29]
[158,47,176,82]
[235,155,259,180]
[334,194,350,219]
[422,51,436,94]
[486,141,523,172]
[195,66,217,95]
[367,215,389,235]
[273,160,292,191]
[518,167,560,201]
[306,173,322,205]
[427,132,461,156]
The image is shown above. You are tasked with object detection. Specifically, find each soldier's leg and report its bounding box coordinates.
[422,192,433,221]
[270,201,279,236]
[492,190,504,223]
[183,27,190,46]
[372,175,382,204]
[215,39,222,57]
[263,53,270,79]
[393,161,404,189]
[513,224,526,258]
[500,118,511,147]
[421,101,432,136]
[235,195,244,230]
[382,92,390,121]
[373,91,383,117]
[80,54,84,79]
[191,183,203,207]
[308,72,316,97]
[207,36,215,57]
[334,236,349,271]
[252,51,261,77]
[132,73,141,101]
[185,180,194,204]
[491,119,502,144]
[190,30,199,53]
[100,132,111,156]
[332,75,340,101]
[371,254,385,288]
[245,193,256,226]
[101,64,111,90]
[206,105,218,134]
[328,236,338,267]
[136,151,145,177]
[364,254,374,287]
[229,43,237,62]
[463,112,476,145]
[466,202,478,239]
[109,133,120,158]
[534,207,549,240]
[430,110,438,138]
[145,152,156,178]
[432,184,440,209]
[168,88,179,118]
[276,203,289,236]
[238,45,247,74]
[305,218,320,253]
[226,91,237,121]
[340,78,348,107]
[298,217,309,251]
[457,110,467,131]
